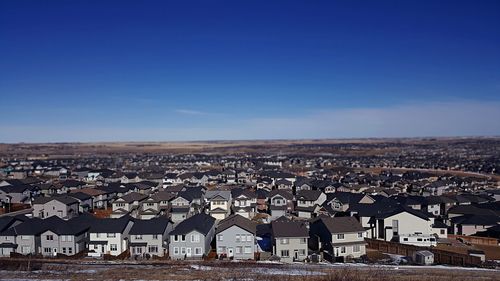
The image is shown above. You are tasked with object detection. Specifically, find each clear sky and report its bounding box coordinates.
[1,1,499,142]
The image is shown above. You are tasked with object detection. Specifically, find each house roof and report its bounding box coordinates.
[205,190,231,201]
[151,191,176,202]
[170,213,216,236]
[296,190,323,201]
[271,220,308,238]
[89,216,133,234]
[116,192,148,204]
[32,195,79,206]
[216,214,257,235]
[42,216,92,235]
[316,216,365,234]
[129,217,171,235]
[269,189,293,200]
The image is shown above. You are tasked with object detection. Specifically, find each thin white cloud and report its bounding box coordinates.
[175,109,206,115]
[1,100,499,142]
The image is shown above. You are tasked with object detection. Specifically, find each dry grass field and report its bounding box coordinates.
[0,259,499,281]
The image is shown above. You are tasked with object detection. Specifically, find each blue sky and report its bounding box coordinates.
[1,1,499,142]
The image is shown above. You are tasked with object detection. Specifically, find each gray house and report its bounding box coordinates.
[268,190,294,220]
[271,220,309,263]
[216,214,257,260]
[169,213,216,260]
[0,216,36,256]
[128,217,173,258]
[88,216,134,257]
[309,216,366,261]
[32,196,80,219]
[39,216,92,256]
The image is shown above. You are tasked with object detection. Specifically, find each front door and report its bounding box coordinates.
[186,247,192,258]
[294,250,299,260]
[228,247,233,257]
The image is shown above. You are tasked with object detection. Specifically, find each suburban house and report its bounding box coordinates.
[205,190,232,220]
[0,184,39,204]
[39,216,91,257]
[67,192,93,213]
[88,216,134,257]
[216,214,257,260]
[374,207,435,245]
[32,196,80,219]
[111,192,148,218]
[128,217,173,258]
[0,216,40,256]
[169,213,216,260]
[271,220,309,263]
[268,190,294,220]
[295,190,327,218]
[310,216,366,261]
[231,188,257,219]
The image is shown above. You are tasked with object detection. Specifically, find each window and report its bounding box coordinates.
[44,247,51,253]
[417,238,423,242]
[300,238,307,244]
[173,235,179,242]
[110,244,118,251]
[337,234,344,240]
[440,229,445,235]
[195,247,202,255]
[340,247,346,254]
[96,233,101,238]
[181,235,186,241]
[62,247,66,254]
[244,246,252,254]
[173,247,179,255]
[67,236,72,242]
[68,248,73,254]
[236,234,241,242]
[181,247,186,255]
[236,246,242,254]
[353,245,361,252]
[403,238,409,241]
[281,250,289,257]
[281,238,289,244]
[46,235,54,241]
[21,235,29,240]
[61,236,67,242]
[152,234,158,240]
[217,234,223,241]
[299,249,306,256]
[247,234,252,242]
[107,233,116,238]
[358,232,363,238]
[135,235,142,240]
[148,245,158,253]
[191,234,200,243]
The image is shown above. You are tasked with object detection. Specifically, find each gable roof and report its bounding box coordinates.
[216,214,257,235]
[116,192,148,204]
[32,195,79,206]
[129,217,171,235]
[170,213,216,236]
[89,216,133,234]
[271,220,308,238]
[316,216,365,234]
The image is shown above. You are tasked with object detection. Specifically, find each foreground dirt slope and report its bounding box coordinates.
[0,259,499,281]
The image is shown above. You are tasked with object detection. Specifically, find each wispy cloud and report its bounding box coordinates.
[1,100,499,143]
[175,109,206,115]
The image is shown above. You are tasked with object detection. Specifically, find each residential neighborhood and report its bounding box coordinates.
[0,139,499,269]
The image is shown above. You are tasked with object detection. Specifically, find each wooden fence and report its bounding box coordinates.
[447,235,499,246]
[365,239,482,267]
